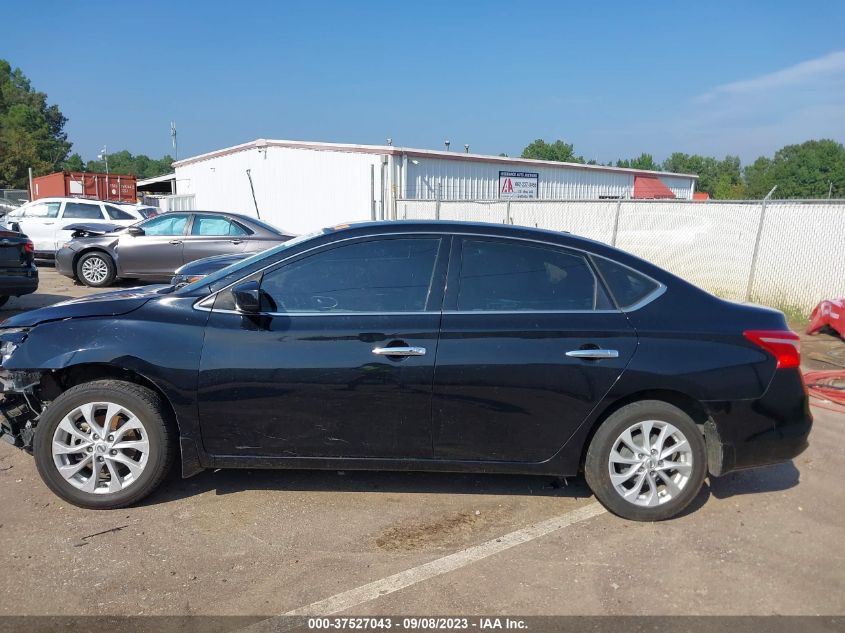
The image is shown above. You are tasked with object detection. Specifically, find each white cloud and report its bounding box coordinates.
[695,51,845,103]
[674,51,845,159]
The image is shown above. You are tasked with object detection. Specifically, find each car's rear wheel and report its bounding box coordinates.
[76,251,116,287]
[585,400,707,521]
[33,380,176,509]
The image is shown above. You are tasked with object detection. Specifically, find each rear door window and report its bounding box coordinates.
[62,202,105,220]
[191,215,248,236]
[105,204,135,220]
[456,238,605,311]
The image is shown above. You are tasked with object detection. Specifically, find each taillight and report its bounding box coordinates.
[23,240,34,253]
[743,330,801,369]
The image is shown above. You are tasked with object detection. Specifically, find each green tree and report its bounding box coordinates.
[0,59,71,188]
[520,139,584,163]
[616,153,659,171]
[63,153,85,172]
[661,153,742,198]
[86,151,174,178]
[743,140,845,199]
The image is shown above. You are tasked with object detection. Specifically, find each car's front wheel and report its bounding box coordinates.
[33,380,176,509]
[76,251,116,287]
[585,400,707,521]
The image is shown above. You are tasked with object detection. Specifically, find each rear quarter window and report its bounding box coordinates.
[593,256,661,309]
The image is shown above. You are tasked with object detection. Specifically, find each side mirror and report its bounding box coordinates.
[127,226,145,236]
[232,280,262,314]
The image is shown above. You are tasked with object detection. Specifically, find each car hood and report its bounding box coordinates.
[175,252,249,276]
[1,285,169,328]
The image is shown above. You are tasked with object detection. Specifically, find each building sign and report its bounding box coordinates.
[499,171,539,199]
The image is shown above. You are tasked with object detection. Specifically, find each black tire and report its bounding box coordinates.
[585,400,707,521]
[76,251,116,287]
[33,380,176,509]
[0,296,8,308]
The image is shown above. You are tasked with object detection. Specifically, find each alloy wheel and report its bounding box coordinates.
[80,256,109,285]
[607,419,693,508]
[51,401,149,494]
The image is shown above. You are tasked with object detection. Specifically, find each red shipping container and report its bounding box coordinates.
[31,171,137,203]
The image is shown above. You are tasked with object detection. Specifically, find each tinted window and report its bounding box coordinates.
[457,239,599,311]
[24,202,61,218]
[140,214,188,236]
[105,204,135,220]
[260,238,440,313]
[593,256,660,309]
[63,202,104,219]
[191,214,248,236]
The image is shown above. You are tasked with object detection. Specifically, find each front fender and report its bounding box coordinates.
[3,297,209,440]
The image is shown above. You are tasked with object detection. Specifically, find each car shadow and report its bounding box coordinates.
[141,467,595,508]
[708,461,801,499]
[141,460,801,515]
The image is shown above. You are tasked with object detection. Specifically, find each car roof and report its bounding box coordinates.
[318,219,661,272]
[22,197,114,204]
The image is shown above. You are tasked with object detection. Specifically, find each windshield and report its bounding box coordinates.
[175,230,324,294]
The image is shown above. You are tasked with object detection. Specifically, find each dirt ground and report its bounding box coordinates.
[0,268,843,620]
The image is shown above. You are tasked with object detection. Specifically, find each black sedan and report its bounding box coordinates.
[0,225,38,308]
[0,221,811,520]
[55,210,293,287]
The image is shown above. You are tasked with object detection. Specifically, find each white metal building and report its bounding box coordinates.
[172,139,697,234]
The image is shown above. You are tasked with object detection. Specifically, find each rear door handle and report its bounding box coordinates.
[565,349,619,359]
[169,240,182,245]
[230,239,243,244]
[372,346,426,357]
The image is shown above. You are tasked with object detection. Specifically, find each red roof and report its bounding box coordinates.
[633,175,676,199]
[693,191,710,201]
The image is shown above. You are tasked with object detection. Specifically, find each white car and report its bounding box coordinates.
[8,197,145,256]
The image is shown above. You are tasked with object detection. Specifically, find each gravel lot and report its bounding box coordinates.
[1,267,843,618]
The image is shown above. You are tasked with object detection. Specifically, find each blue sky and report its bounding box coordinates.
[5,1,845,164]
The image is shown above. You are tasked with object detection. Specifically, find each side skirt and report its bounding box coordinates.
[206,454,579,477]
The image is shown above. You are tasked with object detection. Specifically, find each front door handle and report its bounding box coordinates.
[230,239,243,245]
[565,349,619,359]
[372,346,426,357]
[169,239,182,245]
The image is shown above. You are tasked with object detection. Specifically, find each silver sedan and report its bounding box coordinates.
[55,210,294,287]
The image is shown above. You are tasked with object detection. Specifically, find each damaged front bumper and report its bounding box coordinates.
[0,370,44,450]
[0,328,45,450]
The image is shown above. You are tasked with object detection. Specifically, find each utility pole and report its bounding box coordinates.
[170,122,178,161]
[98,145,109,175]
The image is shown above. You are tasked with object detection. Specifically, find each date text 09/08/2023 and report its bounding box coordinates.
[307,617,528,630]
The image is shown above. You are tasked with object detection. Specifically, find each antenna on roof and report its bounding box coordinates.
[386,137,393,146]
[464,144,470,153]
[444,140,450,151]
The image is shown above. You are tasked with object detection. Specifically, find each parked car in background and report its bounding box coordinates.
[171,252,248,286]
[0,224,38,308]
[7,198,145,257]
[114,204,159,219]
[56,210,293,287]
[0,221,811,520]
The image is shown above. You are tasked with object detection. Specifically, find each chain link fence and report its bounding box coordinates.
[397,198,845,315]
